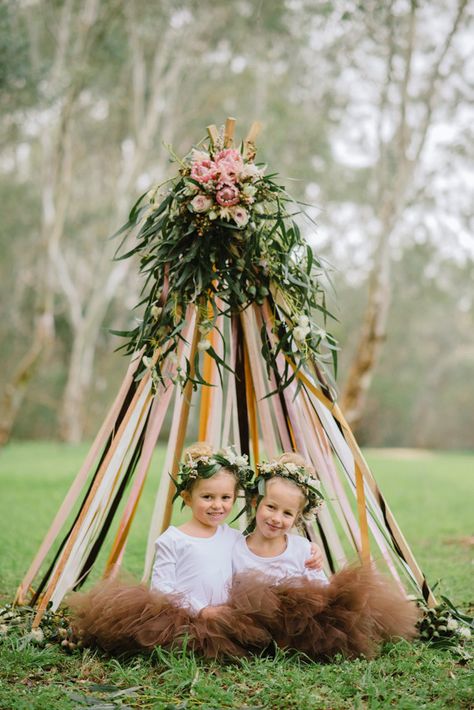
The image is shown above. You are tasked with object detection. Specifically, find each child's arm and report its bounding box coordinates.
[305,542,324,570]
[151,536,178,594]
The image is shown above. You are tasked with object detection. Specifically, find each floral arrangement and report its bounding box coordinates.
[113,125,338,391]
[183,146,264,229]
[245,460,324,522]
[172,446,254,504]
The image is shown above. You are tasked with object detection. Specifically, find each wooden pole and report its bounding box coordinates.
[244,121,262,159]
[224,117,236,147]
[206,124,219,146]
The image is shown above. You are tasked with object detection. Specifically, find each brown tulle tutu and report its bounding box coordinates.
[68,565,419,660]
[68,578,270,658]
[228,564,420,661]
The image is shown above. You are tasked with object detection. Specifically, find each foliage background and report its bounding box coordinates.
[1,0,473,448]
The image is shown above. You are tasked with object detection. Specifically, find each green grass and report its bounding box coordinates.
[0,443,473,709]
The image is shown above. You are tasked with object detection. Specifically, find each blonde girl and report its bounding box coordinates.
[226,452,419,660]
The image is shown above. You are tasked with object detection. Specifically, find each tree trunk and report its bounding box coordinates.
[59,14,190,442]
[340,236,391,429]
[0,314,55,445]
[341,0,466,430]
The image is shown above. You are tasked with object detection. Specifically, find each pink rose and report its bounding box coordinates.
[231,206,249,227]
[216,183,240,207]
[191,159,218,184]
[190,194,213,213]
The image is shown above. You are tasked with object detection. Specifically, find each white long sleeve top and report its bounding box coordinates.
[151,524,241,612]
[232,533,328,585]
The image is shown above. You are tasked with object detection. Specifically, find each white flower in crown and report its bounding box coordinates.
[297,314,309,328]
[446,618,458,631]
[223,447,249,468]
[457,625,471,639]
[284,462,299,474]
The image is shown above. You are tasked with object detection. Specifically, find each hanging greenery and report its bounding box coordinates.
[112,125,338,392]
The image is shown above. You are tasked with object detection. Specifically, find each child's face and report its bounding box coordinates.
[254,477,303,539]
[182,470,236,529]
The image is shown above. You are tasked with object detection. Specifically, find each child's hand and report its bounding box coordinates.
[199,605,227,620]
[305,542,323,570]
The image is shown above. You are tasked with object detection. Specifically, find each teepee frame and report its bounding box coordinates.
[16,120,436,628]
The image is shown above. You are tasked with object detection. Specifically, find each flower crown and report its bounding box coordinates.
[247,460,324,520]
[171,447,253,503]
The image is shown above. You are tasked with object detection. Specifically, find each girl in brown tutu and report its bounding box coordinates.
[227,452,419,660]
[69,444,322,658]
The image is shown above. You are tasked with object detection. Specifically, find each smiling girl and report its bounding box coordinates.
[226,452,419,660]
[232,453,327,585]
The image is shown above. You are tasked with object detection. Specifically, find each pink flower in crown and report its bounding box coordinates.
[191,159,218,184]
[216,183,240,207]
[215,149,244,183]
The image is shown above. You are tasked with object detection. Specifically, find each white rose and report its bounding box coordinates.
[446,618,459,631]
[457,625,471,639]
[298,314,309,328]
[231,206,249,228]
[191,194,213,213]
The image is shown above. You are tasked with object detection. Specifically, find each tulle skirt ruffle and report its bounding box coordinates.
[68,565,419,661]
[227,565,419,660]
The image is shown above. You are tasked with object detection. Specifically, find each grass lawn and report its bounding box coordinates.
[0,442,473,709]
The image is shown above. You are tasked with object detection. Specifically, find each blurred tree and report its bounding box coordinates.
[326,0,470,429]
